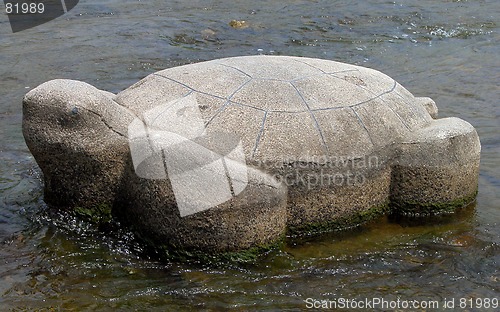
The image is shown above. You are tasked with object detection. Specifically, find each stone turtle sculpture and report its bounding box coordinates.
[23,55,480,258]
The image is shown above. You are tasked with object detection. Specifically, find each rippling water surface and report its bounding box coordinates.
[0,0,498,310]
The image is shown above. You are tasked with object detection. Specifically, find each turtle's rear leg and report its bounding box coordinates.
[391,117,481,214]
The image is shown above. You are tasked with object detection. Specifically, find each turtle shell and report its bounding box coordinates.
[116,55,432,163]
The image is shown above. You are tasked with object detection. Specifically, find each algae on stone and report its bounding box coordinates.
[74,204,112,224]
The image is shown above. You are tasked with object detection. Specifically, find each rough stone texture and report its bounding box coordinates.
[284,158,392,230]
[116,162,287,253]
[22,55,481,257]
[23,79,135,208]
[391,117,481,214]
[416,97,439,119]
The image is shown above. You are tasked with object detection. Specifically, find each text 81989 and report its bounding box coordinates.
[5,2,45,14]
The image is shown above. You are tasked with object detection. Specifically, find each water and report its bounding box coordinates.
[1,0,498,310]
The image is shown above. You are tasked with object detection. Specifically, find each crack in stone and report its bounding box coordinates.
[153,73,226,101]
[81,106,127,138]
[351,80,412,130]
[217,63,253,79]
[252,111,268,157]
[204,78,253,128]
[351,107,376,148]
[290,82,329,155]
[230,101,266,112]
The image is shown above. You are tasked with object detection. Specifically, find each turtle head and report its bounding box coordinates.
[23,79,135,209]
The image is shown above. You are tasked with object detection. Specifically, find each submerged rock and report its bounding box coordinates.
[229,20,249,29]
[22,55,481,259]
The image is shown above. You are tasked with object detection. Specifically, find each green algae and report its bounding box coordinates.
[390,189,478,216]
[153,236,286,264]
[67,189,477,263]
[74,203,113,224]
[287,202,390,237]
